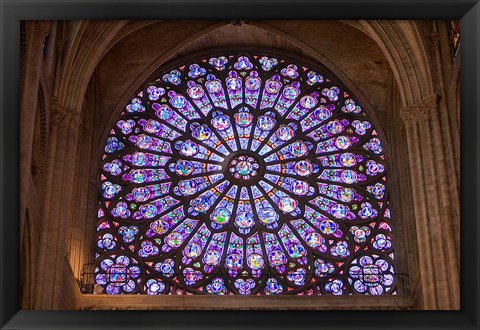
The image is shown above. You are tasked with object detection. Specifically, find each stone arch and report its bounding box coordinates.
[54,21,129,112]
[355,20,436,107]
[98,21,230,154]
[53,19,437,168]
[88,20,425,299]
[98,21,393,164]
[243,21,395,166]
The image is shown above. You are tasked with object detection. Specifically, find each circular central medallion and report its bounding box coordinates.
[236,160,252,175]
[228,155,260,181]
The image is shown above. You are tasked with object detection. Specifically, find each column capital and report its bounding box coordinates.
[400,94,440,124]
[419,93,440,119]
[51,99,82,127]
[399,107,418,125]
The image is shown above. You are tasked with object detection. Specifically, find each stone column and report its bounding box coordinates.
[34,100,82,309]
[430,31,461,263]
[400,95,460,310]
[20,21,54,309]
[421,95,460,310]
[400,107,437,309]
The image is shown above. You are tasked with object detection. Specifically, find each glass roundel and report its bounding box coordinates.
[95,53,395,295]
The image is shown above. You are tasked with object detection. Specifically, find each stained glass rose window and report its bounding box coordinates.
[95,52,395,295]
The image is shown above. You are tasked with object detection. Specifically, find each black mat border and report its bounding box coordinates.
[1,0,479,329]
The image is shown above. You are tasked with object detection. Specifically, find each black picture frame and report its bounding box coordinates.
[1,0,478,329]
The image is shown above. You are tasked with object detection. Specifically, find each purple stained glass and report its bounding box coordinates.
[96,53,395,295]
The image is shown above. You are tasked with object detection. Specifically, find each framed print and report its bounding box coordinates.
[1,0,479,329]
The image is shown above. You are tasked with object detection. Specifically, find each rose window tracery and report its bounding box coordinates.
[95,52,395,295]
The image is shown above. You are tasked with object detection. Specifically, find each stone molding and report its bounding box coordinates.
[399,93,440,124]
[422,93,440,109]
[399,107,419,124]
[78,295,414,311]
[50,99,82,127]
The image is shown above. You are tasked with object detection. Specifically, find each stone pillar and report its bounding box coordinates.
[400,107,437,309]
[34,100,82,309]
[430,31,461,263]
[400,95,460,310]
[20,21,52,247]
[20,21,53,310]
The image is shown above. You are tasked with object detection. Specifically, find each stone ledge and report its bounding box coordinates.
[79,294,414,310]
